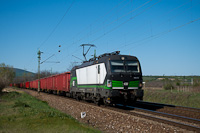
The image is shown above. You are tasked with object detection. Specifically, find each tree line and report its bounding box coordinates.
[0,63,60,93]
[0,63,15,93]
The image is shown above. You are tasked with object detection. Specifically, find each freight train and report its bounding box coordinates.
[13,51,143,105]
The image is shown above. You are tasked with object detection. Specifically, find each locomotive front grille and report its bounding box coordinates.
[112,80,139,90]
[112,87,138,89]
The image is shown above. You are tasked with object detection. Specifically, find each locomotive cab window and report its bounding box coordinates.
[125,61,139,73]
[110,61,125,73]
[110,60,139,73]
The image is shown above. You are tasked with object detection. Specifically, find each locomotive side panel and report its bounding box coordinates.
[76,63,107,85]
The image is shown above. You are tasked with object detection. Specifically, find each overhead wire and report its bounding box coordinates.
[55,0,154,67]
[109,0,198,53]
[38,0,75,49]
[40,54,55,64]
[68,0,153,48]
[54,0,162,71]
[121,17,200,52]
[59,0,129,53]
[49,0,133,70]
[30,0,199,73]
[57,0,154,65]
[69,0,127,42]
[89,0,161,44]
[25,0,75,72]
[75,0,135,43]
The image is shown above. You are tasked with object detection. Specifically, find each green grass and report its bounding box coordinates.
[143,89,200,108]
[0,92,101,133]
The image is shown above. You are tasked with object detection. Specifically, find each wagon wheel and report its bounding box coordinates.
[48,90,52,94]
[93,94,101,106]
[75,93,80,101]
[72,92,76,99]
[94,98,100,106]
[139,97,143,101]
[103,97,109,107]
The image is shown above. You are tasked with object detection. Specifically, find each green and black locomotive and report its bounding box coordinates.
[70,51,143,105]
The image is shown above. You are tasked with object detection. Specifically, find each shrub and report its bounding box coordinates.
[0,63,15,93]
[13,101,30,108]
[163,83,175,90]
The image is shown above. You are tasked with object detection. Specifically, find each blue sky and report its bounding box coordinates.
[0,0,200,75]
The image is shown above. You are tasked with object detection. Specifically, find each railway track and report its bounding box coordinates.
[107,105,200,132]
[66,97,200,132]
[134,101,200,119]
[110,101,200,132]
[80,100,200,132]
[23,89,200,132]
[136,101,200,112]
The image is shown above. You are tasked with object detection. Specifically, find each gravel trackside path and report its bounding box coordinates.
[18,89,187,133]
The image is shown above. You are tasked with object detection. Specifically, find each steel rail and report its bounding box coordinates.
[108,105,200,132]
[117,104,200,125]
[131,101,200,120]
[136,101,200,112]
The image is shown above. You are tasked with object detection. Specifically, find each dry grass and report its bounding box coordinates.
[143,89,200,108]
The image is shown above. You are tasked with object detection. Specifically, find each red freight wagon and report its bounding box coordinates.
[47,76,53,90]
[33,80,39,89]
[14,83,20,88]
[20,83,23,88]
[23,82,25,88]
[53,75,57,90]
[55,72,70,92]
[41,78,47,90]
[30,81,33,88]
[25,81,30,89]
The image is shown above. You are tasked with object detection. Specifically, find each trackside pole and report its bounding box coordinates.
[37,50,42,94]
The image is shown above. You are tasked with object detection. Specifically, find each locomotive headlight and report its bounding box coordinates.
[107,80,112,87]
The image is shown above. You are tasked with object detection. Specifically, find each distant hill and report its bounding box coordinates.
[13,68,35,77]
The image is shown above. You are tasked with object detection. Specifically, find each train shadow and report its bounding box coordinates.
[115,101,176,111]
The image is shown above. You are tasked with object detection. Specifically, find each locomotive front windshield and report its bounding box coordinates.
[110,60,140,73]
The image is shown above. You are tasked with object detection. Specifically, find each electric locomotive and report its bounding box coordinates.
[70,51,143,105]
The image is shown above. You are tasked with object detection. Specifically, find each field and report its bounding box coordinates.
[143,76,200,108]
[0,91,100,133]
[143,76,200,87]
[143,89,200,108]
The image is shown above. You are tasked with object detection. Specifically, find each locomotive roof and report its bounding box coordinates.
[72,54,139,70]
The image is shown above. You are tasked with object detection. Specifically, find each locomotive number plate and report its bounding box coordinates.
[124,82,129,86]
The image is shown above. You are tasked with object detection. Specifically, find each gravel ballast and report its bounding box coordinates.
[13,88,188,132]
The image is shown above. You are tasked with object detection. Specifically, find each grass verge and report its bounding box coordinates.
[143,89,200,108]
[0,91,101,133]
